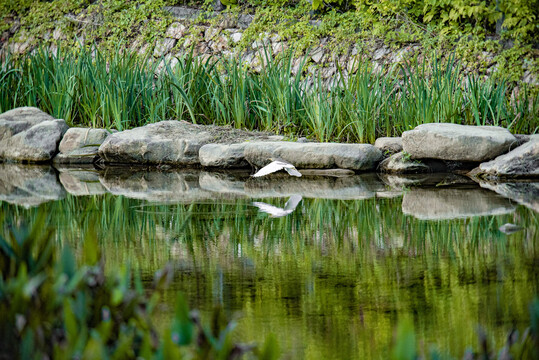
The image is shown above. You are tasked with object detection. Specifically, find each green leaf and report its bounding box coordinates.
[392,317,417,360]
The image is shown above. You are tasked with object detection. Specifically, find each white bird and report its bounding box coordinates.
[499,223,523,234]
[251,158,302,178]
[252,195,302,218]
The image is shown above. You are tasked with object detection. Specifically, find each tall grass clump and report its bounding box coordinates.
[0,46,537,141]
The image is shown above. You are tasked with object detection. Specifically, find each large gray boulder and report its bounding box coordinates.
[402,123,517,162]
[244,142,383,171]
[98,121,278,165]
[0,107,55,139]
[0,107,68,162]
[477,140,538,178]
[54,128,111,164]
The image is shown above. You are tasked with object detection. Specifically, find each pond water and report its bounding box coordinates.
[1,163,538,359]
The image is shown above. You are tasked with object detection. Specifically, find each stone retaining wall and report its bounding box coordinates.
[2,6,537,87]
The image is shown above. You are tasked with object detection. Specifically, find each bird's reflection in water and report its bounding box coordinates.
[252,194,302,218]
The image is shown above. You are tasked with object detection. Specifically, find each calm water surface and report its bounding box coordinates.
[1,164,537,359]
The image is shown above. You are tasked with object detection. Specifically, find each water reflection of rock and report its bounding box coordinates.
[57,166,107,196]
[0,163,65,207]
[101,169,396,201]
[244,173,388,200]
[402,187,515,220]
[478,181,539,213]
[99,168,218,203]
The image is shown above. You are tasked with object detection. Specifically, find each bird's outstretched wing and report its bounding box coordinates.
[284,166,302,177]
[284,195,302,211]
[252,202,287,217]
[252,161,285,177]
[252,160,302,177]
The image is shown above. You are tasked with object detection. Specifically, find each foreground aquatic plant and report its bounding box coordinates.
[0,215,280,359]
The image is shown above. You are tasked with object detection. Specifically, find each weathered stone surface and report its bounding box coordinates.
[0,163,65,207]
[165,22,187,39]
[0,107,68,162]
[402,187,515,220]
[199,143,249,168]
[477,140,539,178]
[199,136,283,168]
[298,168,355,177]
[378,152,430,174]
[478,181,539,213]
[98,121,278,166]
[54,128,111,164]
[513,134,539,146]
[153,38,177,57]
[0,107,55,141]
[57,167,107,196]
[99,121,211,165]
[244,142,383,171]
[374,137,402,155]
[402,123,517,162]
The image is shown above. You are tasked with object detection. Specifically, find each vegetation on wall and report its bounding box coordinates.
[1,0,538,85]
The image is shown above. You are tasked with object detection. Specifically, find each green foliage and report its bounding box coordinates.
[1,47,537,143]
[0,217,280,359]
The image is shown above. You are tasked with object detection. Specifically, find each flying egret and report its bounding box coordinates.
[252,158,302,178]
[499,223,523,234]
[252,195,302,218]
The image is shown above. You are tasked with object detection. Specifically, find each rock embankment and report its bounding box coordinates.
[0,107,68,162]
[0,107,537,183]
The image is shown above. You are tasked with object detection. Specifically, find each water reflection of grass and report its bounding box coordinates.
[1,195,537,358]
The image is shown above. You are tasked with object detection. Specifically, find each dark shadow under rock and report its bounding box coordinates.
[378,151,478,174]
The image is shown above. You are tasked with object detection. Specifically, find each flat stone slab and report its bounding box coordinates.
[244,141,383,171]
[402,123,517,162]
[54,127,111,164]
[402,187,515,220]
[0,107,68,162]
[477,140,539,179]
[98,121,278,166]
[0,163,65,208]
[199,137,285,168]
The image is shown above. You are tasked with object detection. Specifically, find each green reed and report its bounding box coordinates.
[1,46,537,140]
